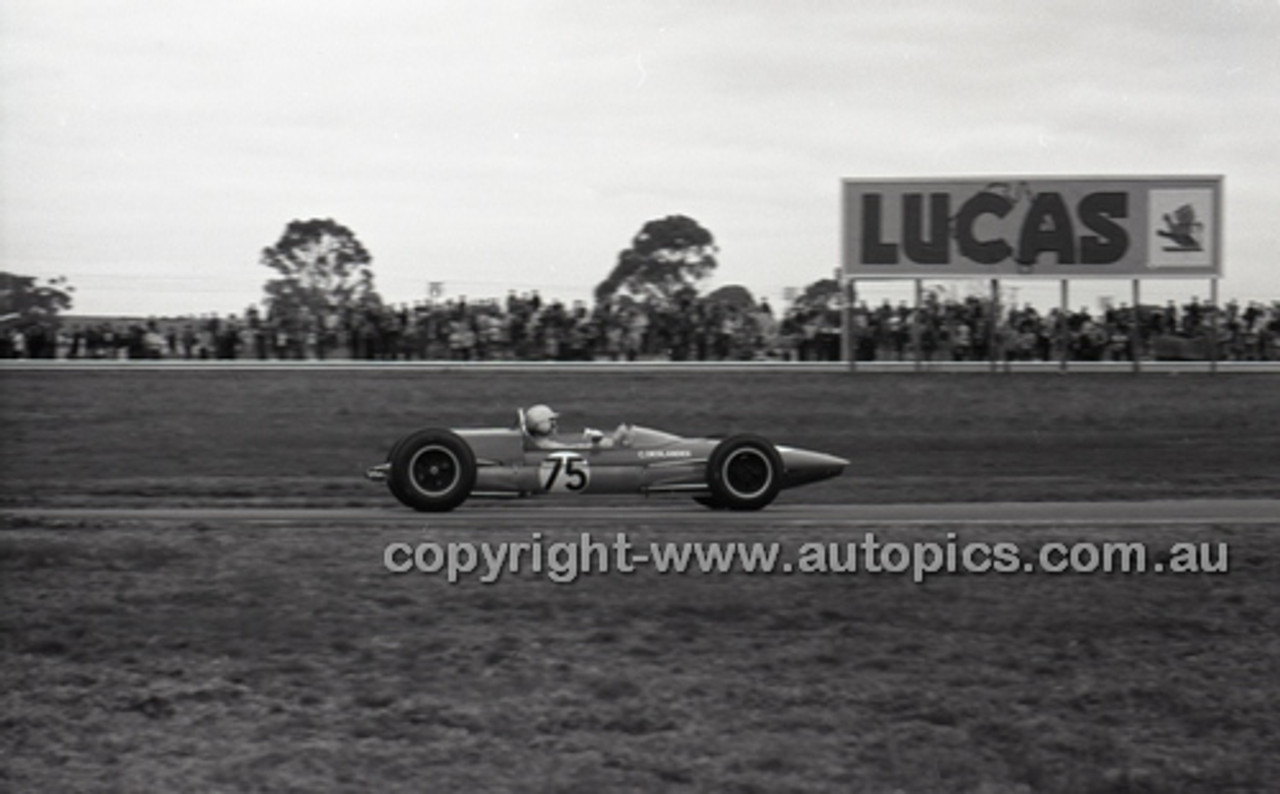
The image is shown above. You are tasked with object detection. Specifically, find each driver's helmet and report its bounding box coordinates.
[525,404,559,436]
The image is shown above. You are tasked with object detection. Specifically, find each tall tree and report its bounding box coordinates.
[260,219,379,320]
[704,284,756,311]
[0,272,74,328]
[595,215,718,304]
[794,277,841,311]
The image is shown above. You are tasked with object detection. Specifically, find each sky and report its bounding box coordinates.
[2,0,1278,317]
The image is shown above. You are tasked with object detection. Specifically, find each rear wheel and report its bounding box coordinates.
[388,429,476,512]
[693,495,728,510]
[706,434,782,511]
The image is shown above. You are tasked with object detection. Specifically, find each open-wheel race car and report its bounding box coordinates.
[366,406,849,512]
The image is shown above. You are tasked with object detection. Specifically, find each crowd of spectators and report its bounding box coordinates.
[848,293,1280,363]
[3,289,1278,362]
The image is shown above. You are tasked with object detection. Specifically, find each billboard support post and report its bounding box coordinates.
[1059,279,1070,373]
[913,279,923,372]
[843,277,856,373]
[1131,278,1142,374]
[989,279,1000,373]
[1210,278,1219,375]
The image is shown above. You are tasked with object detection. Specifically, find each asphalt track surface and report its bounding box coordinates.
[6,499,1278,527]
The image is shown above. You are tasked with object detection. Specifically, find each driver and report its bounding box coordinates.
[525,404,632,449]
[526,404,560,439]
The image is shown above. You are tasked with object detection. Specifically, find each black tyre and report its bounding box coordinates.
[384,435,412,505]
[706,434,782,511]
[693,496,728,510]
[388,429,476,512]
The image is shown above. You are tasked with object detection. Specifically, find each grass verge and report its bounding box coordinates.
[2,518,1277,792]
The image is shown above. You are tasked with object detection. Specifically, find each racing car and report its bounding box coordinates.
[365,406,849,511]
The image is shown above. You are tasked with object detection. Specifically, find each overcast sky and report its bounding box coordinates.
[2,0,1277,316]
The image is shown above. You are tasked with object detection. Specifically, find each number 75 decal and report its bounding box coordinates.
[539,452,590,492]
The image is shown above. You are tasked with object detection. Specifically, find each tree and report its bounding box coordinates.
[260,219,379,321]
[704,284,756,311]
[793,277,841,311]
[595,215,718,304]
[0,272,75,328]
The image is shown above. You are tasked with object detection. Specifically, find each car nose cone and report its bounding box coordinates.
[777,447,849,488]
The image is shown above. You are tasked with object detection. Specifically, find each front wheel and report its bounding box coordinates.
[388,429,476,512]
[706,434,782,511]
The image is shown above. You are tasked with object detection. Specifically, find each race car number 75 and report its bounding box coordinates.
[540,453,589,492]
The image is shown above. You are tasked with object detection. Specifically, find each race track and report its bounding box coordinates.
[7,498,1278,526]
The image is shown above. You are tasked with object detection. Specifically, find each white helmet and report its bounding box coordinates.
[526,404,559,436]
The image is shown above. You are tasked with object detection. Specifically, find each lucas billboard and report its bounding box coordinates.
[842,176,1222,278]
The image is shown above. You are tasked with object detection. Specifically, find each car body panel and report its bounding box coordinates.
[450,425,716,496]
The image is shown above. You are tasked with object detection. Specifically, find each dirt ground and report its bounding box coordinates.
[2,371,1278,792]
